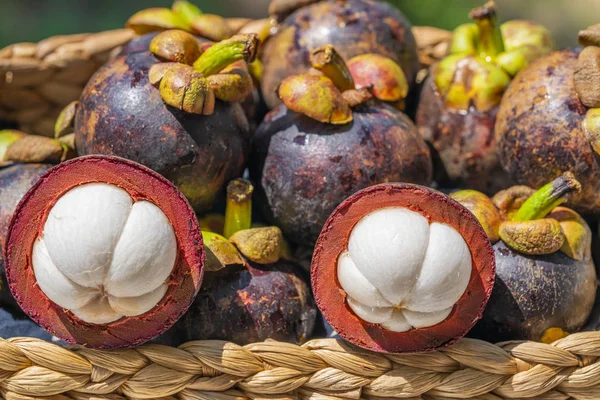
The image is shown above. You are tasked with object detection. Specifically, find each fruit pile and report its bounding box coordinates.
[0,0,598,354]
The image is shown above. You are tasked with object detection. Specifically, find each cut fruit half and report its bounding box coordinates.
[4,155,204,349]
[312,183,495,353]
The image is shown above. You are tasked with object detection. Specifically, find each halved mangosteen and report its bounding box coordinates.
[4,155,204,349]
[311,183,495,353]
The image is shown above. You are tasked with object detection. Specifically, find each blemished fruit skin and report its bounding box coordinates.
[0,164,52,311]
[250,101,432,246]
[4,156,204,349]
[261,0,419,109]
[417,75,513,194]
[172,261,317,344]
[468,241,597,342]
[496,49,600,214]
[74,51,251,213]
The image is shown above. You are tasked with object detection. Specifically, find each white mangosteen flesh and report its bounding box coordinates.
[337,207,472,332]
[31,183,177,324]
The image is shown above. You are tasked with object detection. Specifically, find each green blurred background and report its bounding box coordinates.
[0,0,598,48]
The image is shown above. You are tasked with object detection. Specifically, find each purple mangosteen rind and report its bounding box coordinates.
[496,49,600,215]
[173,260,316,344]
[4,155,205,349]
[311,183,496,353]
[250,100,432,246]
[0,164,53,310]
[469,240,596,342]
[74,51,251,213]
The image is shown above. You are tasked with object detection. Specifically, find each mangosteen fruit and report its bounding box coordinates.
[417,1,552,194]
[452,173,597,342]
[73,33,258,213]
[173,179,316,344]
[4,155,204,348]
[261,0,420,109]
[496,26,600,215]
[251,45,432,245]
[311,183,495,353]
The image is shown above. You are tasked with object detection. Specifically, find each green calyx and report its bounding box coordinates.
[0,129,74,166]
[0,130,25,163]
[500,173,590,259]
[585,108,600,155]
[201,178,289,270]
[126,1,200,34]
[469,2,505,59]
[149,33,259,114]
[437,1,552,111]
[434,54,510,112]
[54,101,79,138]
[126,1,235,42]
[193,34,259,77]
[224,178,254,239]
[278,45,380,124]
[453,173,590,260]
[172,1,202,26]
[513,172,581,221]
[450,189,502,243]
[311,45,355,92]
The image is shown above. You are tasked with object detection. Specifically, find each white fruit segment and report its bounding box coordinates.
[31,183,177,325]
[338,207,472,332]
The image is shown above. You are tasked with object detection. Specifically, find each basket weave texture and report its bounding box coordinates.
[0,29,134,137]
[2,333,600,399]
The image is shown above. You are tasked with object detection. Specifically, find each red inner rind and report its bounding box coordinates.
[4,155,205,349]
[311,183,495,353]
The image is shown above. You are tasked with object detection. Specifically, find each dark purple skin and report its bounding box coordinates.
[261,0,420,109]
[468,241,597,342]
[496,49,600,215]
[417,75,513,194]
[0,164,51,311]
[172,261,317,344]
[250,101,432,246]
[74,51,251,213]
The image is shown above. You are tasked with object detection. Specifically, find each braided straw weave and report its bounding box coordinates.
[1,332,600,399]
[0,29,135,137]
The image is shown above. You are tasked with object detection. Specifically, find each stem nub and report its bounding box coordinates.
[311,45,355,92]
[193,34,260,77]
[469,1,505,59]
[513,172,581,221]
[224,178,254,238]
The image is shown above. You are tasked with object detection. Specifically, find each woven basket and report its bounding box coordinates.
[3,27,593,400]
[0,29,134,137]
